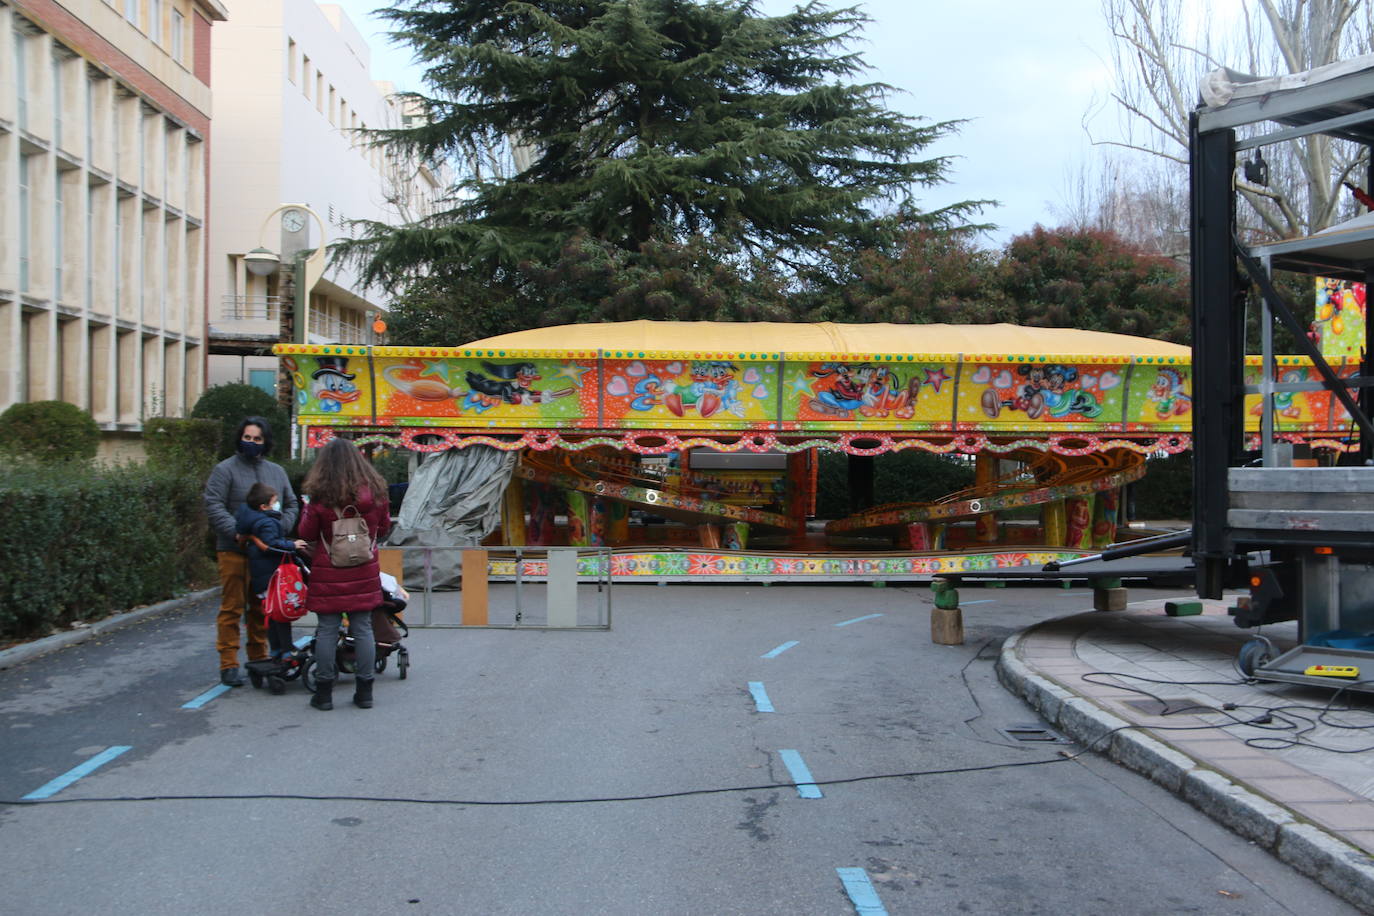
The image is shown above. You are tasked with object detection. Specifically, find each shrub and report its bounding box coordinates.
[190,383,291,459]
[143,417,222,476]
[0,462,212,638]
[1131,453,1194,522]
[0,401,101,465]
[815,449,976,519]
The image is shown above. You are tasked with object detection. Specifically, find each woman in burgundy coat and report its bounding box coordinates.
[298,438,391,710]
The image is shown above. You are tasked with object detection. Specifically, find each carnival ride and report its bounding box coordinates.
[275,320,1356,583]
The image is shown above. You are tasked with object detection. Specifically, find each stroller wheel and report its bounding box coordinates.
[397,648,409,680]
[374,656,388,675]
[248,670,264,689]
[302,660,318,694]
[267,676,286,695]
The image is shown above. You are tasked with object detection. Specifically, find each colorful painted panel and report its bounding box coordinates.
[1125,363,1193,432]
[781,358,956,431]
[1242,356,1362,432]
[276,344,1353,438]
[282,352,373,421]
[1315,278,1366,359]
[485,548,1091,581]
[600,357,777,429]
[375,354,597,429]
[959,358,1130,433]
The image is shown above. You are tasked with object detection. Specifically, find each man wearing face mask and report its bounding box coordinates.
[203,416,300,686]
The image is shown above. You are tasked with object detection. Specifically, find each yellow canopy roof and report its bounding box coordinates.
[465,320,1190,357]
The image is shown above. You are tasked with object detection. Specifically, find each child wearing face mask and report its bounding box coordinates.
[237,482,310,662]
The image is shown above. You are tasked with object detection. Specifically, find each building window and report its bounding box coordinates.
[301,56,311,99]
[172,9,184,61]
[54,171,64,298]
[124,0,138,26]
[248,369,276,396]
[287,38,297,83]
[52,55,63,148]
[18,155,31,292]
[149,0,162,44]
[15,31,27,131]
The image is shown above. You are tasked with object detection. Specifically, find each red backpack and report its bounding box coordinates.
[263,554,309,622]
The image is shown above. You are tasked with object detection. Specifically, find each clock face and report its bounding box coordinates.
[282,209,306,233]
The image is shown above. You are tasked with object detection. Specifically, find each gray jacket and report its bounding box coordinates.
[203,453,300,552]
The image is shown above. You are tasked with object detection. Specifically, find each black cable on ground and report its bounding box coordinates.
[2,754,1077,808]
[1078,670,1374,754]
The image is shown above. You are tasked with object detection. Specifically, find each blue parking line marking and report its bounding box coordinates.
[835,613,883,627]
[761,640,798,658]
[294,634,312,648]
[748,682,775,712]
[22,746,132,800]
[961,599,996,605]
[181,684,232,709]
[778,749,822,798]
[836,868,888,915]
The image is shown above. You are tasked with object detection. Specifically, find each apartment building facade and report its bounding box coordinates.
[0,0,226,455]
[208,0,447,394]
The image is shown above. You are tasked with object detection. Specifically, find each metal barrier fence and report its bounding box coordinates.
[380,545,612,630]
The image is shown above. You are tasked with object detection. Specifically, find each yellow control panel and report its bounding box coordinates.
[1303,664,1360,678]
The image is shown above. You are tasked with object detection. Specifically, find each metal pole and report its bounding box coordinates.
[423,547,433,627]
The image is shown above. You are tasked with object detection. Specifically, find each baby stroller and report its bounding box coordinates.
[300,572,411,694]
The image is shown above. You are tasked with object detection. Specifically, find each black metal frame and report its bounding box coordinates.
[1188,72,1374,598]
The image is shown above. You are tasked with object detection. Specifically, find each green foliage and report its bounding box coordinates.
[0,463,212,639]
[143,417,222,476]
[815,450,976,519]
[996,226,1190,343]
[339,0,984,316]
[1131,453,1194,521]
[190,383,291,459]
[804,228,1009,325]
[0,401,101,465]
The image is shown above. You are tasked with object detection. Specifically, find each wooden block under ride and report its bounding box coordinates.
[931,606,964,645]
[378,548,404,582]
[460,549,489,625]
[1094,587,1128,612]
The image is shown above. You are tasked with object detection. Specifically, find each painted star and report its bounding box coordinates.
[555,362,593,387]
[923,367,951,393]
[418,359,450,382]
[789,372,813,394]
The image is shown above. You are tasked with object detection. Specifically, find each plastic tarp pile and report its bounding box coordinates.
[385,445,517,589]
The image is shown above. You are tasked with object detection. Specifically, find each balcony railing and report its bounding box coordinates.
[221,294,284,322]
[218,295,369,345]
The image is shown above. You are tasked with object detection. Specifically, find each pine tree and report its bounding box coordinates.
[339,0,982,296]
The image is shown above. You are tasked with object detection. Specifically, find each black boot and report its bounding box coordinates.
[220,666,244,687]
[310,678,335,710]
[353,677,374,709]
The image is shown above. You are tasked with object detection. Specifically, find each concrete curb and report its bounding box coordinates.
[0,587,219,672]
[997,626,1374,913]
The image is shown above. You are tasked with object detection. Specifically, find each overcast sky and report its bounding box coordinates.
[328,0,1135,247]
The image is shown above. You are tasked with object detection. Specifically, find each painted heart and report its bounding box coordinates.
[994,370,1013,388]
[627,361,647,377]
[743,368,762,383]
[1099,370,1121,390]
[753,385,769,399]
[606,376,630,397]
[1081,374,1097,389]
[666,361,683,374]
[971,366,991,384]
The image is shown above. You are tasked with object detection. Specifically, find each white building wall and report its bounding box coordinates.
[209,0,412,390]
[0,0,223,455]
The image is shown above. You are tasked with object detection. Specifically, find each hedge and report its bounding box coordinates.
[0,463,212,640]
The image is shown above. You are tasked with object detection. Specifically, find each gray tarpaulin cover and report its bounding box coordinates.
[385,445,517,588]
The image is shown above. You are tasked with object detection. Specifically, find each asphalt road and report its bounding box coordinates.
[0,584,1359,915]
